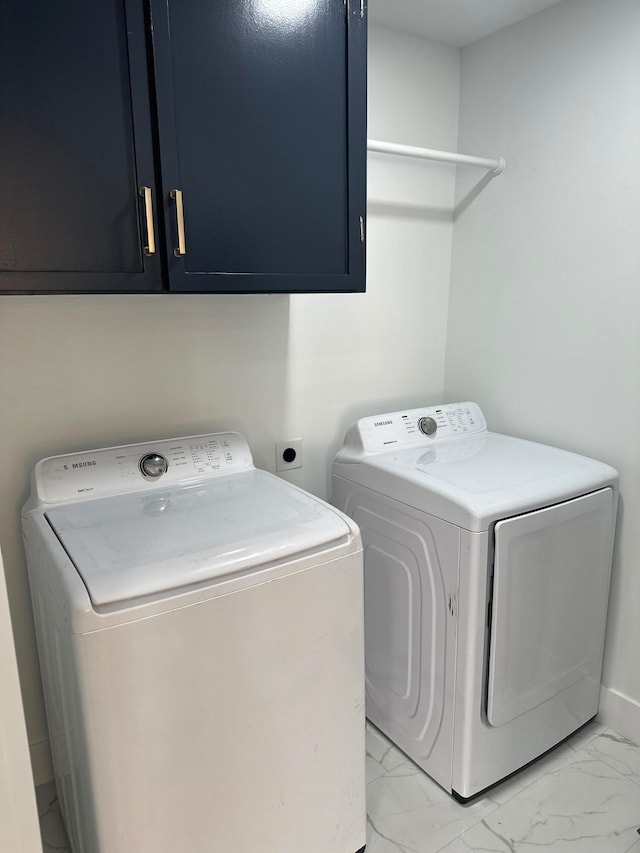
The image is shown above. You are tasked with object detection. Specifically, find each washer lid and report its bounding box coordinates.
[334,433,618,531]
[45,470,352,607]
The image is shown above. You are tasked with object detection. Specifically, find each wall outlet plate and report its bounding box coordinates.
[275,438,303,472]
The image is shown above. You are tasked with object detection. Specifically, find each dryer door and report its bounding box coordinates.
[487,488,615,728]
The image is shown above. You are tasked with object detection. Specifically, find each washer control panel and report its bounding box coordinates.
[139,453,169,480]
[35,432,254,504]
[352,402,487,453]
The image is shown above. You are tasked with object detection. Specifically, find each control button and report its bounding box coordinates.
[418,417,437,437]
[139,453,169,480]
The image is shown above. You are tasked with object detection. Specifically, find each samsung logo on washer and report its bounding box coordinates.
[65,460,97,470]
[373,420,393,427]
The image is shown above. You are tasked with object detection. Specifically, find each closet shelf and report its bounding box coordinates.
[367,138,505,174]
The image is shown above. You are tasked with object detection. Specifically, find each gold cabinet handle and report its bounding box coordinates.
[170,189,186,257]
[138,187,156,256]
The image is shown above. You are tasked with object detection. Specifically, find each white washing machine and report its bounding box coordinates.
[23,432,366,853]
[332,402,618,801]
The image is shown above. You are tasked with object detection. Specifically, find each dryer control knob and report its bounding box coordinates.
[418,416,437,437]
[139,453,168,480]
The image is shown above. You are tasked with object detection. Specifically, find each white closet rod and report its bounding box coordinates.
[367,138,506,174]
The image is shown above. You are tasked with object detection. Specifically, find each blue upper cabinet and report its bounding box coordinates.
[0,0,367,294]
[0,0,162,292]
[150,0,367,293]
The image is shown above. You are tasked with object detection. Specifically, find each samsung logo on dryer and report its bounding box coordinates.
[64,460,97,470]
[373,420,393,427]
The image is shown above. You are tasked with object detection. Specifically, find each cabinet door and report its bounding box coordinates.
[0,0,162,292]
[150,0,367,293]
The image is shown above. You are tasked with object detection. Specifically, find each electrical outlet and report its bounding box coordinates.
[276,438,303,472]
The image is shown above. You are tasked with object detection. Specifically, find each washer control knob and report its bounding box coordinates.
[418,416,437,437]
[139,453,168,480]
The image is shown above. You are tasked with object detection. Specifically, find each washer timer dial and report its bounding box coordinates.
[139,453,169,480]
[418,416,437,437]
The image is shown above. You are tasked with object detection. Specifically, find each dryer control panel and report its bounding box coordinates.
[34,432,254,505]
[345,402,487,454]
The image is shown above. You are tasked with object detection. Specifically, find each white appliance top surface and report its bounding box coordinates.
[334,403,619,530]
[46,469,351,607]
[35,432,353,607]
[368,432,605,493]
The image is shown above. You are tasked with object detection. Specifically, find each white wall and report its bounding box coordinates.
[445,0,640,737]
[0,549,41,852]
[0,24,460,783]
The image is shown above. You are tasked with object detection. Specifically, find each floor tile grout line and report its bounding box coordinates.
[583,746,640,790]
[434,838,474,853]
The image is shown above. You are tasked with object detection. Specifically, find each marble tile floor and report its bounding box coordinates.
[366,721,640,853]
[38,720,640,853]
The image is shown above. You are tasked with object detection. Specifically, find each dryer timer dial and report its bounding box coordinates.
[139,453,169,480]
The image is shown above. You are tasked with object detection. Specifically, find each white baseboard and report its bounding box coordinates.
[599,685,640,744]
[29,737,53,787]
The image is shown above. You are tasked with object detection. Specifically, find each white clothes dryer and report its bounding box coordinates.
[23,432,366,853]
[332,402,618,800]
